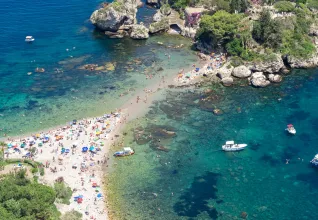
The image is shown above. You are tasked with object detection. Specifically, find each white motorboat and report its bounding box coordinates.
[310,154,318,167]
[25,36,35,42]
[285,124,296,135]
[222,141,247,152]
[113,147,134,157]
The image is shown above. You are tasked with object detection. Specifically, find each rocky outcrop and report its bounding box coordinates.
[286,53,318,68]
[146,0,159,5]
[182,27,197,39]
[149,17,170,34]
[130,24,149,39]
[153,10,164,22]
[222,77,234,86]
[160,4,171,16]
[249,72,270,87]
[217,63,234,79]
[90,0,137,31]
[232,65,252,78]
[250,54,284,73]
[309,23,318,36]
[268,74,282,83]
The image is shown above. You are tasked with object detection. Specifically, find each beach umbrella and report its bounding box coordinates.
[89,146,95,152]
[82,147,88,152]
[97,193,102,198]
[92,182,97,187]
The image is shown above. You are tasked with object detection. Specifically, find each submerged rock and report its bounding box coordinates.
[90,0,137,31]
[130,24,149,39]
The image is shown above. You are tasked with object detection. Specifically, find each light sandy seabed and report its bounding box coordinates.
[3,56,212,220]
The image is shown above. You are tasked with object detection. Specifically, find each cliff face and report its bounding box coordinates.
[90,0,138,31]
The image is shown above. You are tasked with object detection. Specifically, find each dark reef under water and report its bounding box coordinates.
[107,68,318,220]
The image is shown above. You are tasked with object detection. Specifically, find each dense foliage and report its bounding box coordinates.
[274,1,295,12]
[196,10,242,47]
[54,182,73,205]
[0,170,60,220]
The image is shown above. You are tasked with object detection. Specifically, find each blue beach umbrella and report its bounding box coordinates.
[89,146,95,151]
[97,193,102,198]
[82,147,88,152]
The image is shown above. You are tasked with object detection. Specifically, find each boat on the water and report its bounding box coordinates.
[25,36,35,42]
[113,147,134,157]
[285,124,296,135]
[310,154,318,166]
[222,141,247,151]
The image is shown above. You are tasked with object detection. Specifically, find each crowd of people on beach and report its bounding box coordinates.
[3,112,125,219]
[176,52,227,83]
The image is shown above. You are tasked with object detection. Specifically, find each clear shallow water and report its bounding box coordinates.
[0,0,197,137]
[107,68,318,220]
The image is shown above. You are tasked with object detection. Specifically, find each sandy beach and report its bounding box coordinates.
[1,52,223,219]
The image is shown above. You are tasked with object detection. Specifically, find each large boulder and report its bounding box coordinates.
[149,17,170,34]
[216,64,234,79]
[222,77,234,86]
[249,72,270,87]
[268,74,282,83]
[232,65,251,78]
[90,0,138,31]
[130,24,149,39]
[250,54,284,73]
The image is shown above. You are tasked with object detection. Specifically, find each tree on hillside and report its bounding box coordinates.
[196,10,242,48]
[230,0,249,13]
[252,9,283,48]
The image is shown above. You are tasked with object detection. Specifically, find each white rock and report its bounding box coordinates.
[250,72,270,87]
[232,65,251,78]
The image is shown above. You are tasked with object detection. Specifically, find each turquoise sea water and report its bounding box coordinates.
[107,68,318,220]
[0,0,197,137]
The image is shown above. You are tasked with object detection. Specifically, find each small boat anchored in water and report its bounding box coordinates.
[25,36,35,42]
[285,124,296,135]
[310,154,318,167]
[113,147,134,157]
[222,141,247,151]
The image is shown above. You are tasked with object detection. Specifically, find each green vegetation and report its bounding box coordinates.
[60,210,82,220]
[196,10,242,47]
[54,182,73,205]
[0,170,60,219]
[194,2,315,61]
[229,0,249,13]
[308,0,318,9]
[274,1,295,12]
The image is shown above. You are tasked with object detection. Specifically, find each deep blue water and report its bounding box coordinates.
[0,0,197,137]
[108,68,318,220]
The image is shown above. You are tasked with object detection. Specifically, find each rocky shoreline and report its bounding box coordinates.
[90,0,318,88]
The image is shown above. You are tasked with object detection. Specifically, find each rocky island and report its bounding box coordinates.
[90,0,318,88]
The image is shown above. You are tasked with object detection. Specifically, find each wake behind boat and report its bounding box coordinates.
[285,124,296,135]
[222,141,247,151]
[310,154,318,167]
